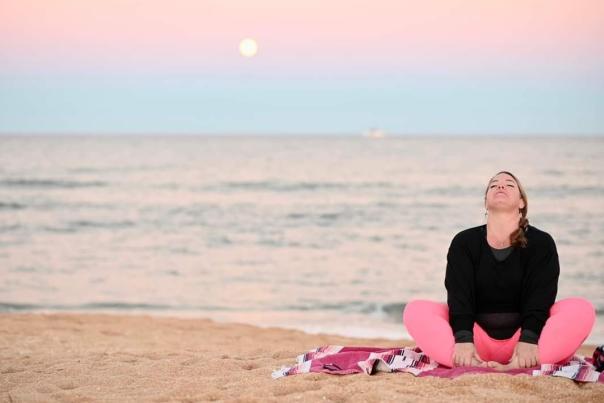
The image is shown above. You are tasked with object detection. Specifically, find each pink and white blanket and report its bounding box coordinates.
[272,345,604,383]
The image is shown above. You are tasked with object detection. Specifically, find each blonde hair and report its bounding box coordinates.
[484,170,529,248]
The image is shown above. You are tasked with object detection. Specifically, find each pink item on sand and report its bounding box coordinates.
[272,345,604,383]
[403,297,596,368]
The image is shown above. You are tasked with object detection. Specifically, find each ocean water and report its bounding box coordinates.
[1,135,603,344]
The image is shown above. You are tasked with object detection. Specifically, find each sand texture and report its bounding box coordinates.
[0,313,601,402]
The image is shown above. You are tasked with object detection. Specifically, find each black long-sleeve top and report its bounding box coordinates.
[444,224,560,344]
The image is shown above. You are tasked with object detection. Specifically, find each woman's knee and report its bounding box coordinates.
[552,297,596,322]
[550,297,596,336]
[403,299,446,325]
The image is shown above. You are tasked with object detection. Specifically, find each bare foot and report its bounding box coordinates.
[487,356,520,372]
[471,357,488,368]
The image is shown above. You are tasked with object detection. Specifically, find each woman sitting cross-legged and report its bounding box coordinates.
[403,170,595,370]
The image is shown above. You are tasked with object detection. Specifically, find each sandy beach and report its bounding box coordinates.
[0,313,601,402]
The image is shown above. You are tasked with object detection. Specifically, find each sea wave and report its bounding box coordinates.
[0,178,108,189]
[42,220,136,233]
[2,300,603,318]
[0,302,229,312]
[206,180,394,192]
[0,202,26,210]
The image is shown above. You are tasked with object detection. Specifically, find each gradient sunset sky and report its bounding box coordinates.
[1,0,603,135]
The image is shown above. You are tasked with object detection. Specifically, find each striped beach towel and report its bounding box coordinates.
[272,345,604,383]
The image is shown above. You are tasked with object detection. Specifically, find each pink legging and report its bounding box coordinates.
[403,297,596,368]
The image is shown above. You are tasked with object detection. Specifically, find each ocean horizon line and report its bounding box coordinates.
[1,132,603,138]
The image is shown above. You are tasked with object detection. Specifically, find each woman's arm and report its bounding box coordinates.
[444,233,476,343]
[520,233,560,344]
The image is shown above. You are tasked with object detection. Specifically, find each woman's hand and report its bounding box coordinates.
[512,341,540,368]
[453,342,485,367]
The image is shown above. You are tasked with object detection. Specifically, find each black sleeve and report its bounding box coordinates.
[444,234,476,343]
[519,234,560,344]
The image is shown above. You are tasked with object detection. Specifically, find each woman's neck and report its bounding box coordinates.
[486,212,520,247]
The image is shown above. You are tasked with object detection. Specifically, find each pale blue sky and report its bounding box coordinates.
[1,73,603,135]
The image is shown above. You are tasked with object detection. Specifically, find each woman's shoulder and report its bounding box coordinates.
[450,225,485,245]
[524,224,557,248]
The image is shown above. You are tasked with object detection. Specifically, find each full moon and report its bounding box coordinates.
[239,38,258,58]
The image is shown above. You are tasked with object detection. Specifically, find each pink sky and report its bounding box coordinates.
[1,0,603,77]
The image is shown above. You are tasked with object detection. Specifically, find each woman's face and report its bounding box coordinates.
[484,173,525,212]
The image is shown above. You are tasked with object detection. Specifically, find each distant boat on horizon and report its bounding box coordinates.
[363,127,386,139]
